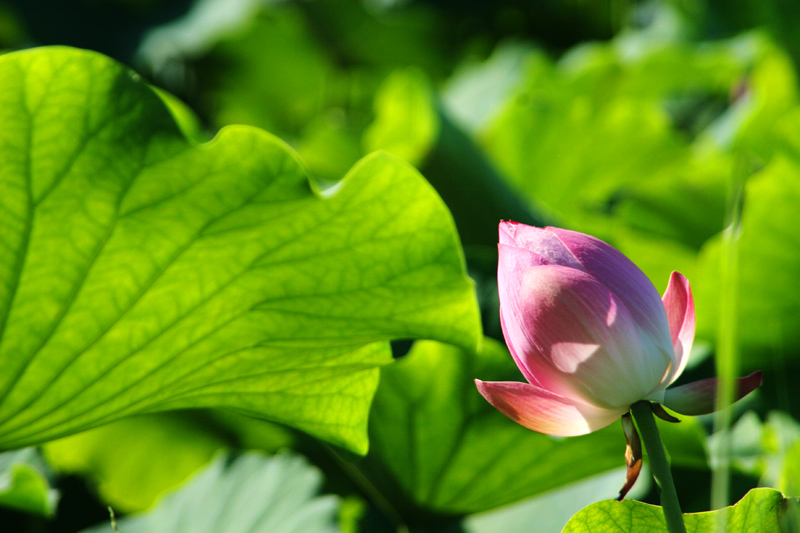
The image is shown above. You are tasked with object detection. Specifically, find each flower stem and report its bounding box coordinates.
[630,401,687,533]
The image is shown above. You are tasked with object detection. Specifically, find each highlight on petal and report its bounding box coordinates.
[497,239,583,387]
[661,271,696,385]
[474,379,626,437]
[546,227,673,357]
[662,371,763,416]
[499,220,521,246]
[502,265,670,408]
[499,222,582,269]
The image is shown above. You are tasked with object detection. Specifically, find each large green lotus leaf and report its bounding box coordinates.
[351,339,644,522]
[42,413,227,512]
[82,452,339,533]
[694,153,800,363]
[0,448,58,516]
[151,87,209,144]
[562,488,795,532]
[464,467,651,533]
[0,46,480,454]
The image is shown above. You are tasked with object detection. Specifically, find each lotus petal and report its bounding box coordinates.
[661,271,695,385]
[475,379,626,437]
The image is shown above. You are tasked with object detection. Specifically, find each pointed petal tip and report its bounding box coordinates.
[499,220,522,245]
[499,220,528,232]
[661,270,695,385]
[652,403,681,423]
[741,370,763,394]
[669,270,689,281]
[499,220,548,247]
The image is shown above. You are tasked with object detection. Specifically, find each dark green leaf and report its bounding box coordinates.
[350,338,629,522]
[0,448,58,516]
[42,413,226,512]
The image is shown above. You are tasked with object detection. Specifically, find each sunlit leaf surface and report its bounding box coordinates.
[562,488,794,532]
[0,46,481,454]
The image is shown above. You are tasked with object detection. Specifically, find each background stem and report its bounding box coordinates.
[712,152,748,514]
[630,401,687,533]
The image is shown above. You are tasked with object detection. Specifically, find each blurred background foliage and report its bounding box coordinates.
[1,0,800,531]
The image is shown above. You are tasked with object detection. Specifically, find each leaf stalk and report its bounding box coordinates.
[630,401,687,533]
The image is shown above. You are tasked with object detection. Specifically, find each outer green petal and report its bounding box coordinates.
[662,372,762,416]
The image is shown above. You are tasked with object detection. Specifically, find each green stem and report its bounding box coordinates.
[630,401,687,533]
[712,151,748,513]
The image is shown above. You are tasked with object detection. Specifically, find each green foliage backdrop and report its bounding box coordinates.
[0,1,800,532]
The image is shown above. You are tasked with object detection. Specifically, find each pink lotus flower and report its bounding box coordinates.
[476,221,762,438]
